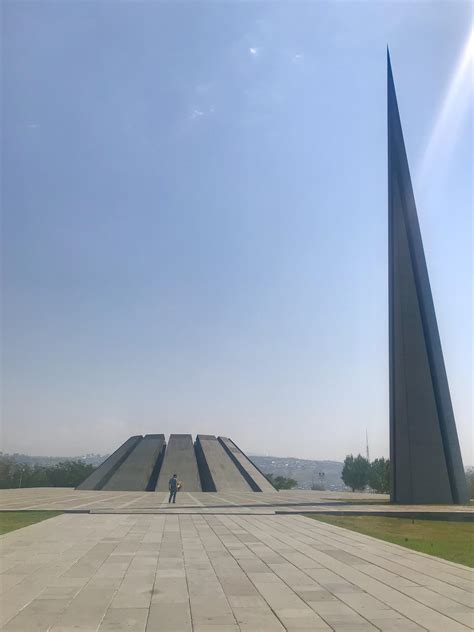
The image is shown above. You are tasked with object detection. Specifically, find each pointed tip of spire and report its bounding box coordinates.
[387,47,395,94]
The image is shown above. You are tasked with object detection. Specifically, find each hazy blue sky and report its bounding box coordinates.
[2,2,472,463]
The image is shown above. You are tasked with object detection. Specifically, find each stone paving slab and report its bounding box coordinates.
[0,510,472,631]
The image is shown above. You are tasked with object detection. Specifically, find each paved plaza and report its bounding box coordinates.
[0,490,473,631]
[1,488,473,516]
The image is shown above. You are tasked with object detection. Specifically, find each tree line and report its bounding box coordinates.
[0,456,95,489]
[341,454,390,493]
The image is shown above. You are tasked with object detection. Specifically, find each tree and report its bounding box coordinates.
[369,458,390,493]
[341,454,370,492]
[46,461,95,487]
[0,457,22,488]
[465,469,474,500]
[265,473,297,490]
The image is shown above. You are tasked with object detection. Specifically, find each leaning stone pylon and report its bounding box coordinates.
[388,50,468,504]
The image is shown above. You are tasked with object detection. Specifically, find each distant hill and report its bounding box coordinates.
[250,455,345,491]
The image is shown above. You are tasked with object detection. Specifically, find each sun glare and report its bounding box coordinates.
[418,27,474,184]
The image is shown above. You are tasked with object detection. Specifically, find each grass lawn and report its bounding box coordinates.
[307,514,474,567]
[0,511,62,535]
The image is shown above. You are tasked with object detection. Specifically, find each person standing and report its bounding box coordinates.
[168,474,178,503]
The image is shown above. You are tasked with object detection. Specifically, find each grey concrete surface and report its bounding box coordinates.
[78,434,275,493]
[196,435,252,492]
[219,437,277,492]
[102,435,165,492]
[155,434,202,492]
[388,54,468,504]
[0,510,472,631]
[77,436,142,491]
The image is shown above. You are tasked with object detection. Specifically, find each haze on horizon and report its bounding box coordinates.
[2,2,473,464]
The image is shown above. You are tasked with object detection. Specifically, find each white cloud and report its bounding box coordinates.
[249,47,259,57]
[293,53,304,62]
[189,106,216,122]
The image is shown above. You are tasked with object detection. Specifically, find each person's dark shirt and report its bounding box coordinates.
[169,477,177,491]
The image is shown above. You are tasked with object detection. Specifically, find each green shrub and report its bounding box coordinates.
[265,473,297,490]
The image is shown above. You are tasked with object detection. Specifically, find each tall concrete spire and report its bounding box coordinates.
[388,50,468,504]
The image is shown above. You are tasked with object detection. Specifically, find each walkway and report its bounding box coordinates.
[1,510,472,630]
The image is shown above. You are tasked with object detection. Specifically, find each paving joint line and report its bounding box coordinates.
[1,514,137,629]
[201,514,283,630]
[288,515,473,593]
[230,513,387,632]
[187,513,239,630]
[250,514,431,631]
[256,514,468,630]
